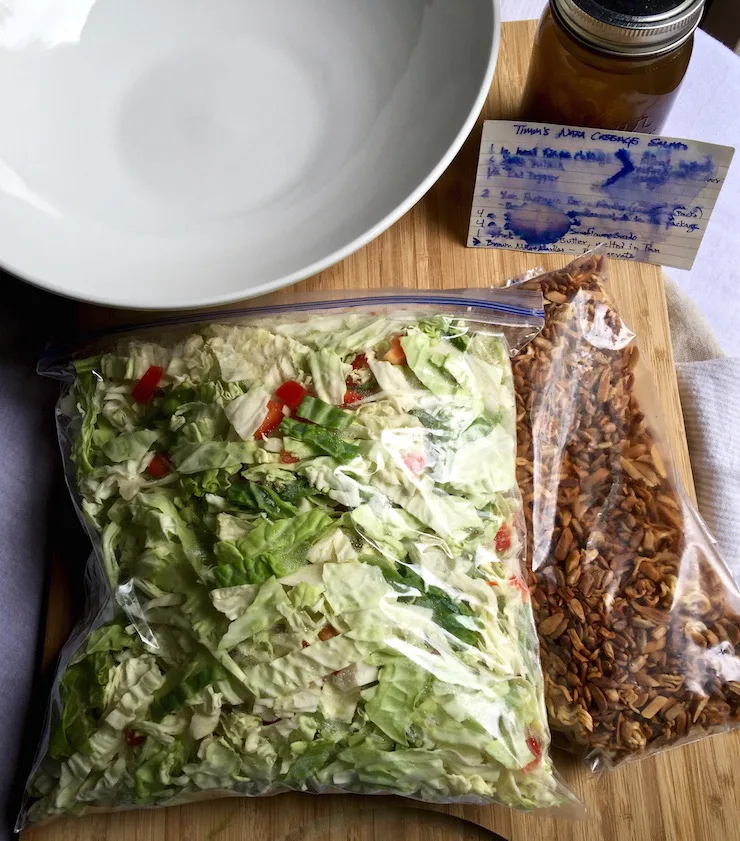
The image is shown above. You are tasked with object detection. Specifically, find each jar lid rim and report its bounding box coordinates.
[552,0,704,56]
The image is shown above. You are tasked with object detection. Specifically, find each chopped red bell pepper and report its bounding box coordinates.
[343,389,364,405]
[508,574,530,603]
[147,453,171,478]
[495,522,512,553]
[130,366,164,403]
[526,736,542,760]
[125,729,147,748]
[275,380,309,413]
[351,353,368,370]
[521,759,540,774]
[279,450,300,464]
[521,736,542,773]
[255,400,285,438]
[383,335,407,365]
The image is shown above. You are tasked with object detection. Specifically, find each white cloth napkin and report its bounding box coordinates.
[676,359,740,577]
[664,277,740,578]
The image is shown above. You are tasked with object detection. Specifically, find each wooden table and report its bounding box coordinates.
[24,20,740,841]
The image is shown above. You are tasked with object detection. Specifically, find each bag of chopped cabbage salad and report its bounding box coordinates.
[20,290,578,827]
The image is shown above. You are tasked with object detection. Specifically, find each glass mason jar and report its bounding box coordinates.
[521,0,704,134]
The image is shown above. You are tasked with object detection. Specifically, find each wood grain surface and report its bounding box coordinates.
[24,20,740,841]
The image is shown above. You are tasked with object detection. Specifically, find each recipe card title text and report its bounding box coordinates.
[467,120,735,269]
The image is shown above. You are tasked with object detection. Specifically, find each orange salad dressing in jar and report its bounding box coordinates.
[521,0,704,133]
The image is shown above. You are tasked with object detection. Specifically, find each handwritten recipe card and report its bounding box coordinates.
[468,120,735,269]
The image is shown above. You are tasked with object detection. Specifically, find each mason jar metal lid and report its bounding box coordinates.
[551,0,705,56]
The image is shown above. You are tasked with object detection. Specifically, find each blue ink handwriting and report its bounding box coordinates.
[470,119,734,269]
[601,149,636,188]
[513,124,550,136]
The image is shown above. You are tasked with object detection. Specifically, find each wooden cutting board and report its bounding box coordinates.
[24,20,740,841]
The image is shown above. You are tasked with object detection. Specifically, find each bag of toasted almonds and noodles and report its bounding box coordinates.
[510,251,740,771]
[19,289,581,828]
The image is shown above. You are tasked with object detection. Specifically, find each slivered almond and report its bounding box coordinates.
[641,696,669,719]
[513,256,740,767]
[539,613,566,637]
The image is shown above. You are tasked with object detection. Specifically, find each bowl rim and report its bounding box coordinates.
[5,0,501,311]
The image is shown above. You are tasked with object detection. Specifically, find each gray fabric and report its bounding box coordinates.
[676,358,740,578]
[0,277,70,837]
[664,275,725,364]
[663,274,740,578]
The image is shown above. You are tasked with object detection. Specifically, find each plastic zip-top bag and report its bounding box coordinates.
[20,289,580,827]
[510,252,740,771]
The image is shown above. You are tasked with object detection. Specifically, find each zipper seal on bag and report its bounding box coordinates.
[38,288,545,376]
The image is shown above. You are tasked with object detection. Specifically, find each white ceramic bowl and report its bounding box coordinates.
[0,0,499,308]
